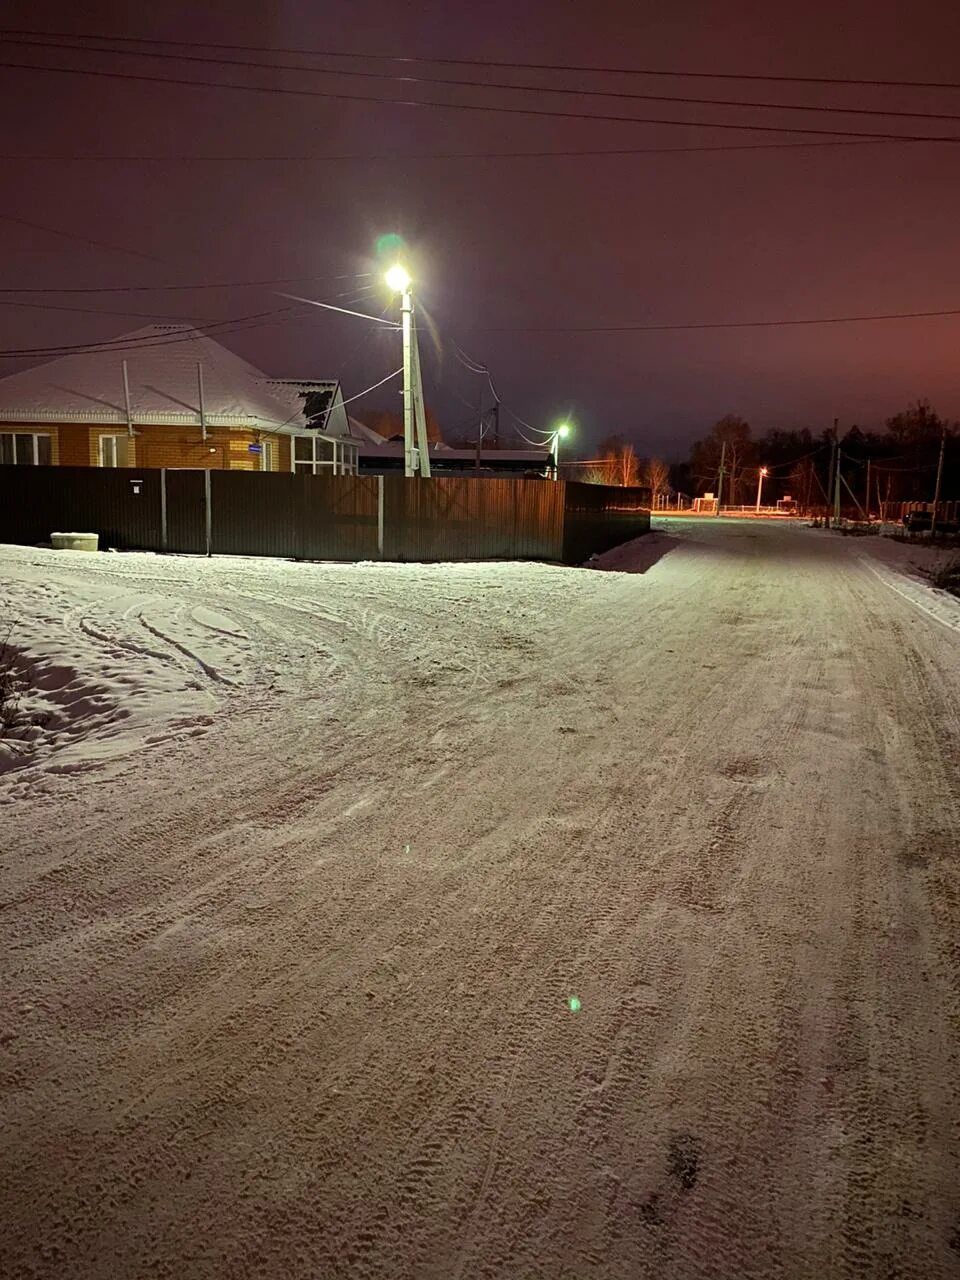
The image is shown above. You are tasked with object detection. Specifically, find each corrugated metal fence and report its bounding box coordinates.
[0,466,649,564]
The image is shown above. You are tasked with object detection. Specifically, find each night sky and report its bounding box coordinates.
[2,0,960,458]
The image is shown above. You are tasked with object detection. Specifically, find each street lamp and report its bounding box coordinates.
[385,264,430,478]
[385,264,411,293]
[552,422,571,480]
[755,465,768,513]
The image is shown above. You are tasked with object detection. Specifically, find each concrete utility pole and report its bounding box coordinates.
[386,264,430,479]
[717,440,726,511]
[930,425,947,540]
[826,423,838,527]
[834,446,842,525]
[399,282,416,476]
[410,320,432,478]
[865,458,872,520]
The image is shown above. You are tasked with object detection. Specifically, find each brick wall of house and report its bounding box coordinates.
[5,422,293,471]
[57,425,90,466]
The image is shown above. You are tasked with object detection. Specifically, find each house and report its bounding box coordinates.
[0,324,359,475]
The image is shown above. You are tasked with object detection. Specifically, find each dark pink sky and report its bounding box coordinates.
[2,0,960,456]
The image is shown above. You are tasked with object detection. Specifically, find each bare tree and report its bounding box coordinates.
[643,457,670,504]
[689,416,754,504]
[598,435,640,486]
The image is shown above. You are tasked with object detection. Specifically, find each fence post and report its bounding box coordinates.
[204,469,212,557]
[377,474,385,558]
[160,468,168,551]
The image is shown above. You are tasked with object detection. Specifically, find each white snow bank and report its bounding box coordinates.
[854,533,960,635]
[0,542,597,789]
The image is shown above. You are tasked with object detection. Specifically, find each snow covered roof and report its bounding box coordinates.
[0,324,348,436]
[346,415,393,445]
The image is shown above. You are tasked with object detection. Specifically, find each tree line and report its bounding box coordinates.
[577,402,958,512]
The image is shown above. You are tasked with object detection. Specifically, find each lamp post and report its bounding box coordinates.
[385,264,431,478]
[755,466,768,513]
[552,423,571,481]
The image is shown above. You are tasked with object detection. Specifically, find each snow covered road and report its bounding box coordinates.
[3,520,960,1278]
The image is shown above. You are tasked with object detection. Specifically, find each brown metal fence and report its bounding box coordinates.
[0,466,647,565]
[562,481,652,562]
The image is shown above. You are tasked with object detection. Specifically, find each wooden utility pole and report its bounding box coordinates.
[834,446,842,525]
[717,440,726,512]
[865,458,872,520]
[930,426,947,540]
[826,428,837,527]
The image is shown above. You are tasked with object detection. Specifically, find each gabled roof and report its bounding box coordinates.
[0,324,346,435]
[346,415,393,445]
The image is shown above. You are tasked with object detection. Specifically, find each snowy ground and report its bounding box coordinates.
[3,520,960,1278]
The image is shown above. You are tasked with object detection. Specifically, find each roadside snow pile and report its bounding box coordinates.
[857,535,960,635]
[0,546,224,780]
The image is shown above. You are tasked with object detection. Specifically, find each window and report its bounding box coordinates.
[261,439,275,472]
[0,432,52,465]
[292,433,358,476]
[98,435,128,467]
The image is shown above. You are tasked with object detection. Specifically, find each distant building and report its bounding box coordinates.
[0,324,360,475]
[354,438,553,477]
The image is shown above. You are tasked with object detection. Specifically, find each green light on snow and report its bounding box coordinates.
[568,996,581,1013]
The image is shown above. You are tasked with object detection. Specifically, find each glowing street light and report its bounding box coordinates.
[384,263,430,478]
[384,263,411,293]
[755,465,769,513]
[552,422,572,480]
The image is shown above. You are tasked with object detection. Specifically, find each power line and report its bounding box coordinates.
[0,139,943,161]
[473,305,960,334]
[339,367,403,408]
[0,305,314,359]
[276,291,399,327]
[0,211,165,264]
[6,27,960,92]
[0,271,372,294]
[0,298,230,322]
[10,35,960,126]
[3,57,960,143]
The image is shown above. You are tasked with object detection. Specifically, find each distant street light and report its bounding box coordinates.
[755,465,769,513]
[385,264,430,478]
[552,422,571,480]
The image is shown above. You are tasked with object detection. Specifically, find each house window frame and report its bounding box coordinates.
[0,431,52,465]
[261,439,275,472]
[290,433,359,476]
[98,434,125,467]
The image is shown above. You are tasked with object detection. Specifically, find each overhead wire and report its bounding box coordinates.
[7,27,960,92]
[0,279,389,358]
[9,35,960,127]
[338,367,403,409]
[0,211,166,263]
[0,271,373,294]
[3,56,960,143]
[0,306,311,359]
[0,138,944,160]
[276,290,399,327]
[472,304,960,334]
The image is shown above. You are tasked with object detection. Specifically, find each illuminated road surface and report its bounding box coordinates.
[3,519,959,1278]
